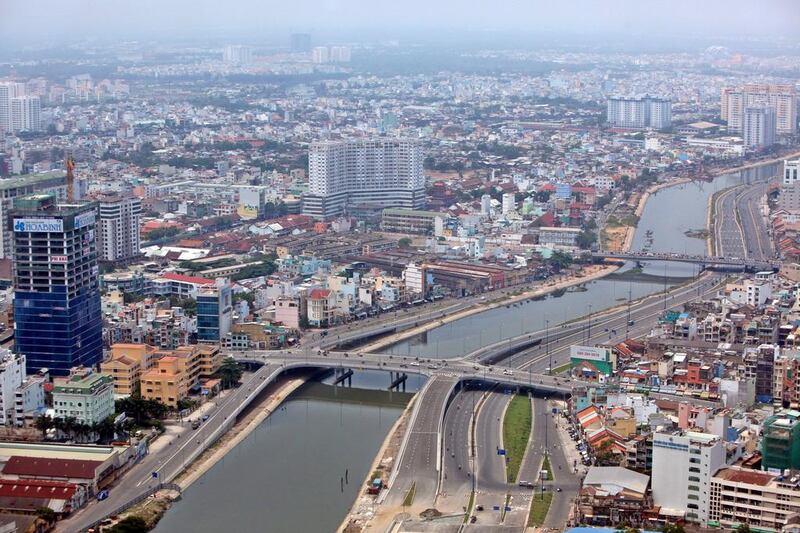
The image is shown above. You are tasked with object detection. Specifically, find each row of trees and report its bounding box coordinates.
[33,415,133,443]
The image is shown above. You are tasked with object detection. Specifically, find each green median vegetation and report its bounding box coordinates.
[502,394,532,483]
[527,491,553,527]
[402,481,416,507]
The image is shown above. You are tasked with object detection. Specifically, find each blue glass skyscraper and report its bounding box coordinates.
[10,194,102,375]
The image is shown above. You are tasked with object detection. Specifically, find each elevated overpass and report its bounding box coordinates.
[593,251,778,271]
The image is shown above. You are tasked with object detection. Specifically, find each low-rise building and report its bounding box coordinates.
[139,345,221,407]
[709,466,800,532]
[52,369,115,426]
[578,466,651,527]
[100,344,158,397]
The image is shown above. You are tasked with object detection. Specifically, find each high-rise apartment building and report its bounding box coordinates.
[222,45,253,65]
[721,84,797,134]
[0,351,25,426]
[303,138,426,219]
[10,96,40,132]
[10,194,102,375]
[312,46,329,64]
[290,33,312,53]
[651,431,726,522]
[607,95,672,129]
[96,194,142,263]
[743,105,777,148]
[0,82,25,134]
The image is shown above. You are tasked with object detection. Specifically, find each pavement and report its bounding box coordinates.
[437,387,483,514]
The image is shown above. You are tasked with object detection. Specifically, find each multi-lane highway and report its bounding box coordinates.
[713,179,774,261]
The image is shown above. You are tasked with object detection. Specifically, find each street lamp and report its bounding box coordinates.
[546,320,551,375]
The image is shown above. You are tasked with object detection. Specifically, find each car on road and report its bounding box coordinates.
[191,419,201,430]
[518,480,535,488]
[475,505,484,511]
[503,369,513,376]
[202,414,209,421]
[96,489,110,501]
[410,361,419,366]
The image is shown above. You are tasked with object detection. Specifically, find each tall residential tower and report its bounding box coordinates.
[303,138,426,219]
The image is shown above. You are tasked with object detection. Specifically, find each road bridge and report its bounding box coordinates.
[593,251,778,271]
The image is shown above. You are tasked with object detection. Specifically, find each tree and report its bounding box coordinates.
[35,507,57,525]
[736,525,752,533]
[661,524,686,533]
[576,229,597,250]
[398,237,412,248]
[545,250,573,271]
[34,415,52,439]
[107,516,149,533]
[215,357,243,389]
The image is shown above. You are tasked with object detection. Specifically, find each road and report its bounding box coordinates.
[438,387,483,513]
[736,182,773,261]
[383,375,458,510]
[713,184,747,258]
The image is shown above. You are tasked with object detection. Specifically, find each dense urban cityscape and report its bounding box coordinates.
[0,1,800,532]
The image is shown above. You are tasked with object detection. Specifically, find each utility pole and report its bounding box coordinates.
[625,284,632,338]
[586,304,592,341]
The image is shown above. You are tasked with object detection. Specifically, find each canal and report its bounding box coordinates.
[155,371,419,533]
[157,160,780,532]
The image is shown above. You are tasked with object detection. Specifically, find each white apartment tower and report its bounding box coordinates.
[651,431,726,523]
[97,195,142,263]
[607,95,672,129]
[743,106,777,148]
[10,96,41,132]
[303,138,426,219]
[0,82,26,134]
[722,84,797,135]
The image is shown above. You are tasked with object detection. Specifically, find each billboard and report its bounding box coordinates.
[13,218,63,233]
[570,345,609,362]
[73,211,96,230]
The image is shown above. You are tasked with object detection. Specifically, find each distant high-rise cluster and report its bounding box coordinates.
[721,84,797,134]
[312,46,352,64]
[0,82,41,134]
[303,138,426,219]
[606,95,672,129]
[290,33,312,53]
[222,45,253,65]
[742,105,777,148]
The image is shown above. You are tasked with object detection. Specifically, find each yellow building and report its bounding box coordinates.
[100,344,158,396]
[140,345,221,407]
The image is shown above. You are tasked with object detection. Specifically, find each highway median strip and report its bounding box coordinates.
[527,491,553,527]
[402,481,416,508]
[502,394,532,483]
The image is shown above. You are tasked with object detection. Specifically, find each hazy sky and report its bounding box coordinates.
[2,0,800,44]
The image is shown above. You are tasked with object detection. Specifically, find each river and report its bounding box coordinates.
[155,371,418,533]
[156,160,780,532]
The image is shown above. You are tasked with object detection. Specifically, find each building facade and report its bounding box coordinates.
[721,84,797,134]
[651,431,726,522]
[196,282,233,342]
[52,369,115,425]
[96,195,141,263]
[9,96,40,132]
[11,195,103,375]
[607,96,672,129]
[0,351,25,426]
[743,106,777,148]
[0,172,67,259]
[781,159,800,212]
[303,138,426,219]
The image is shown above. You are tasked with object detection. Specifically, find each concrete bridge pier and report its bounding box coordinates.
[388,371,408,391]
[333,368,353,387]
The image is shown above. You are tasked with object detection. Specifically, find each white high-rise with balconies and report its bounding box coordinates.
[10,96,40,132]
[743,105,777,148]
[0,82,27,134]
[303,138,426,219]
[97,194,142,263]
[607,95,672,129]
[721,84,797,134]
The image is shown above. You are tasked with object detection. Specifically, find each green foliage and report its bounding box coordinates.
[146,227,181,241]
[398,237,412,248]
[35,507,57,524]
[576,229,597,250]
[503,394,532,483]
[215,357,243,389]
[107,516,149,533]
[116,395,169,426]
[232,261,276,281]
[168,296,197,316]
[233,292,255,305]
[546,250,573,271]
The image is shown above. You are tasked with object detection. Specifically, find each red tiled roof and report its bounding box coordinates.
[161,273,215,286]
[308,288,332,300]
[3,456,101,480]
[0,479,77,501]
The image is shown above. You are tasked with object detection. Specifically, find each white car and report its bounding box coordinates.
[410,361,420,366]
[503,369,513,376]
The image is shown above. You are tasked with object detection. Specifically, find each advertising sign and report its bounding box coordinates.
[13,218,63,233]
[570,345,609,362]
[73,211,96,230]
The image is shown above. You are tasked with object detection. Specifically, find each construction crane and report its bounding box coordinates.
[65,156,75,202]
